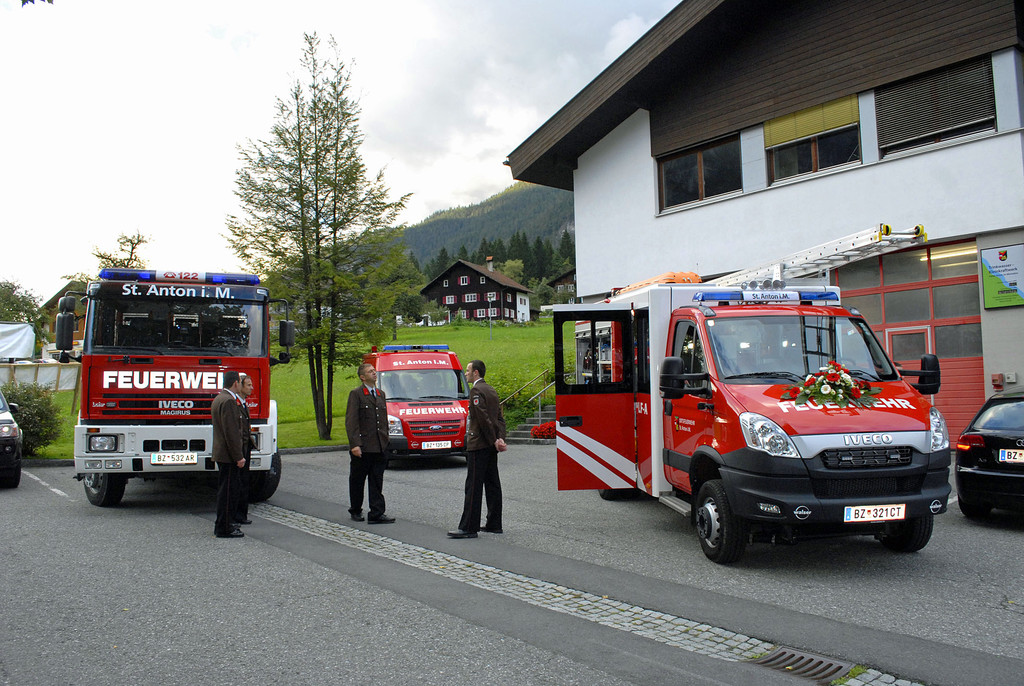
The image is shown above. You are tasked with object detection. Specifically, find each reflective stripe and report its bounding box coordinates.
[557,427,634,489]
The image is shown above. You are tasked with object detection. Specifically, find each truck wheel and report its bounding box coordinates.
[83,474,127,507]
[0,468,20,489]
[879,514,933,552]
[248,453,282,502]
[957,497,991,519]
[598,488,640,501]
[695,480,748,564]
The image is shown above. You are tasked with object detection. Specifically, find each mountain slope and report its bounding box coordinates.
[403,182,573,263]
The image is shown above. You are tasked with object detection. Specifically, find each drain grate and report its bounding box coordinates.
[750,646,855,684]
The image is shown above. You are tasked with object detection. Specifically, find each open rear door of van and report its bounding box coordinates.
[553,305,637,491]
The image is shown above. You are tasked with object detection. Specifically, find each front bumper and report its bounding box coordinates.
[719,444,951,527]
[0,437,21,472]
[388,436,467,459]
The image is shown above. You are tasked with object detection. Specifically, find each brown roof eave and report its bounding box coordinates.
[506,0,728,189]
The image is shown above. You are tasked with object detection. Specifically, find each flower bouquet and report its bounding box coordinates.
[531,421,556,439]
[781,361,881,408]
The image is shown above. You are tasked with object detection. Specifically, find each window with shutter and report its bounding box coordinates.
[875,58,994,156]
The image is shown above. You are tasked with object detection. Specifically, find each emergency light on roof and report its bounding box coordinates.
[98,269,260,286]
[382,344,450,351]
[693,290,839,303]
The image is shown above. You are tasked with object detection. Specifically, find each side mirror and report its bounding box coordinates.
[59,295,77,314]
[55,312,76,351]
[8,403,19,414]
[659,356,710,399]
[909,353,941,395]
[279,320,295,348]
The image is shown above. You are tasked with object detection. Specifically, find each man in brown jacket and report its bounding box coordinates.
[212,370,247,538]
[448,359,507,539]
[345,363,394,524]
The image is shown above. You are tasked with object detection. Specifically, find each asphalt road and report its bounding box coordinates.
[3,446,1022,686]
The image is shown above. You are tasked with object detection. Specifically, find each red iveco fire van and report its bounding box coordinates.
[363,345,470,460]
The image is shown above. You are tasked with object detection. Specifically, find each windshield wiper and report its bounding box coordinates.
[847,369,881,381]
[725,371,806,383]
[420,395,455,400]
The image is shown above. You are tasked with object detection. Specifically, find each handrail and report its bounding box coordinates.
[500,369,549,406]
[526,381,554,406]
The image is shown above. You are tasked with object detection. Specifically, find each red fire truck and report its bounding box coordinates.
[553,226,951,563]
[363,345,470,460]
[55,269,294,507]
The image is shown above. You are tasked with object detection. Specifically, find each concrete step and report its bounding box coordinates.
[506,436,555,445]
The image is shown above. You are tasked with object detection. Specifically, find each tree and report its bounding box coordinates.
[63,230,150,283]
[557,229,575,266]
[227,33,409,440]
[500,259,524,285]
[0,281,48,345]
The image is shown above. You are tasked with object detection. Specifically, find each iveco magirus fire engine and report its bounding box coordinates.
[55,269,294,507]
[553,226,950,563]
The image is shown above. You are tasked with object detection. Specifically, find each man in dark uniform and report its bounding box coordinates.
[448,359,507,539]
[212,370,247,539]
[234,373,255,526]
[345,363,395,524]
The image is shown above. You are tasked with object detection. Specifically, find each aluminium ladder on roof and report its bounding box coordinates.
[708,224,927,286]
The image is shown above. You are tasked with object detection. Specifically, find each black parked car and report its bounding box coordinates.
[0,388,22,489]
[955,390,1024,518]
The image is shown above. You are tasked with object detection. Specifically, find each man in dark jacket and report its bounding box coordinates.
[234,373,255,526]
[448,359,507,539]
[345,363,394,524]
[212,370,247,538]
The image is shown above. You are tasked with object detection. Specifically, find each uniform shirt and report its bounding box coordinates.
[345,384,390,454]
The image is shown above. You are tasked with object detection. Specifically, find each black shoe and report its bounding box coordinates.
[367,515,395,524]
[447,529,478,539]
[482,526,503,534]
[350,512,365,522]
[235,519,253,525]
[216,529,245,538]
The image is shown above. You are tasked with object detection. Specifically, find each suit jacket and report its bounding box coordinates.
[345,385,389,454]
[466,379,506,451]
[211,389,244,464]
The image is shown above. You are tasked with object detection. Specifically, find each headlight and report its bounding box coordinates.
[387,415,404,437]
[929,407,949,452]
[88,435,119,452]
[0,423,18,438]
[739,412,800,458]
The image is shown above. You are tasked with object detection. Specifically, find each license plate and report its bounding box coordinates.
[998,448,1024,463]
[421,441,451,450]
[844,504,906,522]
[151,452,198,465]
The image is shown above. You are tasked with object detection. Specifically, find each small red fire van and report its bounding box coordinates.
[363,345,470,460]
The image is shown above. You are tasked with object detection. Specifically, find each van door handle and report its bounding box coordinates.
[558,416,582,427]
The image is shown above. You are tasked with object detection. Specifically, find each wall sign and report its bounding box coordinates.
[980,244,1024,309]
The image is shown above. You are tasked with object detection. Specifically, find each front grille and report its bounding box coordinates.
[812,475,923,499]
[820,446,912,469]
[94,392,214,418]
[407,418,462,437]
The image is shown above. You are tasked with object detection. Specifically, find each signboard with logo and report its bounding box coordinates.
[980,244,1024,309]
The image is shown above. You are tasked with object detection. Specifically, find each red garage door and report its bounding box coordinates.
[835,241,985,437]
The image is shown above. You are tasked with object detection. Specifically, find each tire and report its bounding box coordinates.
[879,513,933,552]
[598,487,640,501]
[83,473,128,507]
[957,496,992,519]
[0,468,20,489]
[694,479,748,563]
[248,452,282,502]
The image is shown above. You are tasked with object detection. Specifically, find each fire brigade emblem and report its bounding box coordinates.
[473,397,480,405]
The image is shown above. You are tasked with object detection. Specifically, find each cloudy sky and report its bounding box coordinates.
[1,0,675,301]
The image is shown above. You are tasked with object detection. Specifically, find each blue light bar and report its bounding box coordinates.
[798,291,839,301]
[692,291,745,302]
[692,290,840,303]
[382,344,450,351]
[98,269,260,286]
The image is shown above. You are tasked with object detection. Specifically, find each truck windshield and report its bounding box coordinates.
[705,315,897,384]
[377,370,469,401]
[86,295,267,357]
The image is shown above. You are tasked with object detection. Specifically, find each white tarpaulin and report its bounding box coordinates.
[0,362,79,390]
[0,322,35,359]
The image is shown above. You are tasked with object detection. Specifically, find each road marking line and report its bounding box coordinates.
[22,470,71,499]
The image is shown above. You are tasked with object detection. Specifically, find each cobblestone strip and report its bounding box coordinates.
[251,503,924,685]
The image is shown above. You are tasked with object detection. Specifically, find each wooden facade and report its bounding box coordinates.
[421,260,532,322]
[506,0,1024,188]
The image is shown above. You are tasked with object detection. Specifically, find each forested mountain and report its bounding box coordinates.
[403,182,573,266]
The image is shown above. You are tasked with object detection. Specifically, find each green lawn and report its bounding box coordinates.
[34,318,555,457]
